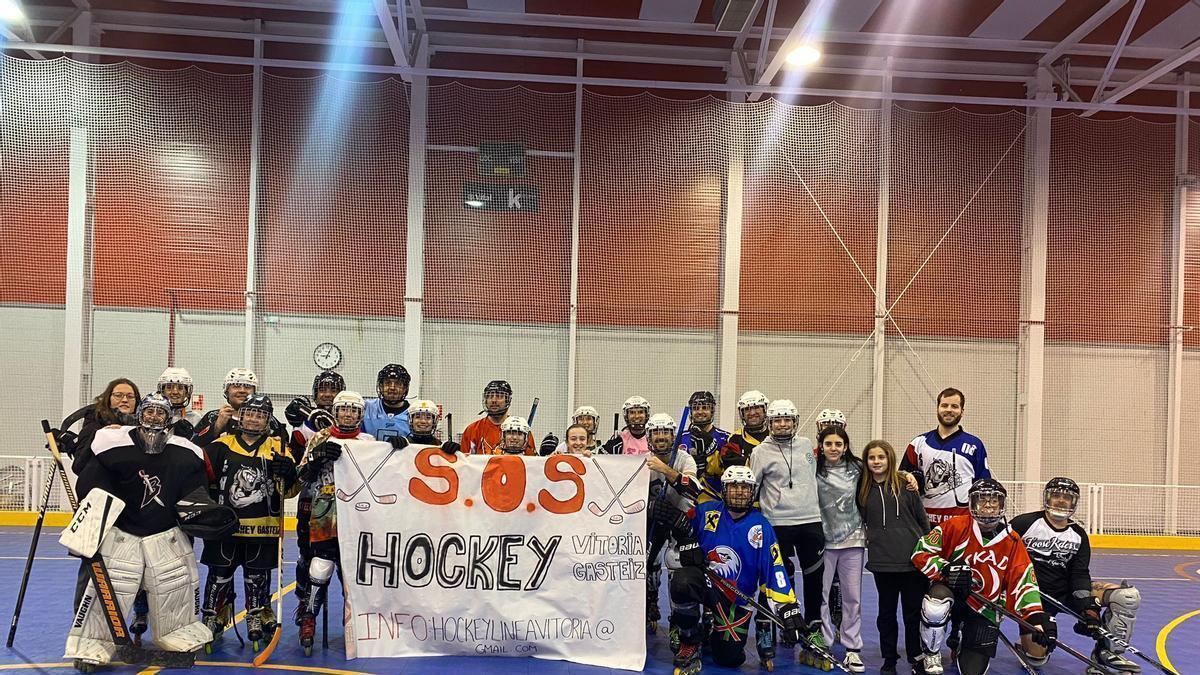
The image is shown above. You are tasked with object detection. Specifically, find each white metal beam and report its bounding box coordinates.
[371,0,409,69]
[1165,73,1189,534]
[871,58,893,442]
[747,0,833,102]
[243,36,262,373]
[717,98,744,432]
[730,0,765,52]
[403,34,429,397]
[408,0,426,33]
[566,52,582,421]
[1039,0,1129,66]
[1091,36,1200,111]
[1090,0,1143,102]
[753,0,777,79]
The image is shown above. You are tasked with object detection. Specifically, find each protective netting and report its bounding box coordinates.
[1,54,1196,534]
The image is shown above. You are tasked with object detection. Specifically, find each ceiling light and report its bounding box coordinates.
[0,0,25,23]
[785,44,822,68]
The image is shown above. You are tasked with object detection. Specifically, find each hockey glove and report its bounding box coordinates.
[652,497,683,528]
[539,434,559,456]
[778,602,804,643]
[1028,611,1058,649]
[172,418,195,440]
[602,436,623,455]
[944,562,973,597]
[285,397,312,427]
[268,455,298,487]
[310,440,342,465]
[719,441,745,468]
[677,539,705,568]
[308,408,334,431]
[673,474,702,502]
[440,441,461,455]
[388,436,409,451]
[51,427,79,457]
[1073,597,1104,639]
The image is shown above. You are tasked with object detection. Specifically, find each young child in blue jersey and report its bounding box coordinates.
[658,465,805,674]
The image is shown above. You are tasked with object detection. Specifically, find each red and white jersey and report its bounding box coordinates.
[912,515,1042,624]
[903,428,990,524]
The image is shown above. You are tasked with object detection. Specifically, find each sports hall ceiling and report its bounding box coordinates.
[3,0,1200,113]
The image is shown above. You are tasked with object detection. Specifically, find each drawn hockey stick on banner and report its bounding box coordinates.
[1041,593,1177,675]
[337,446,398,506]
[586,457,647,516]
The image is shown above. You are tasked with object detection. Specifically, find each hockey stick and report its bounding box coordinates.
[646,407,690,565]
[1041,592,1177,675]
[252,477,285,666]
[6,437,61,648]
[587,457,648,516]
[997,628,1038,675]
[344,448,397,504]
[42,419,79,510]
[702,567,850,673]
[967,590,1118,675]
[527,397,540,427]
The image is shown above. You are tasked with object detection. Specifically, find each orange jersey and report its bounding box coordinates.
[461,416,535,456]
[911,514,1042,623]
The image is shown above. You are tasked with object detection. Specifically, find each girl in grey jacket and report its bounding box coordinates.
[859,439,931,675]
[815,426,867,673]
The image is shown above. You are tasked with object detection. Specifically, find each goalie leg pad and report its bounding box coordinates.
[142,528,210,652]
[920,585,954,654]
[64,527,143,664]
[1101,584,1139,649]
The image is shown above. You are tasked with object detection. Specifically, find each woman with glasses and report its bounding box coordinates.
[65,378,141,475]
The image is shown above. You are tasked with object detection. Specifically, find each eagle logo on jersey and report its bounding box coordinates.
[228,465,268,508]
[139,470,164,508]
[708,545,741,579]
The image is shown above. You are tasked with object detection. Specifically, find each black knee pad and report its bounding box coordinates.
[956,647,992,675]
[670,566,706,606]
[961,618,998,658]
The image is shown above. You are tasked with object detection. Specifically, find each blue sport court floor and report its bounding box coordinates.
[0,527,1196,674]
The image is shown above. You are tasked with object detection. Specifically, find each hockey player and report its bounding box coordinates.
[602,395,651,455]
[662,464,805,674]
[912,478,1056,675]
[815,408,846,435]
[362,364,411,442]
[747,399,827,667]
[195,368,283,446]
[498,416,535,455]
[541,405,601,456]
[462,380,534,455]
[679,391,731,500]
[296,391,386,655]
[643,412,700,635]
[283,371,342,625]
[901,387,991,525]
[408,399,461,453]
[65,393,236,670]
[200,393,298,652]
[721,390,771,465]
[157,367,200,440]
[1012,477,1141,673]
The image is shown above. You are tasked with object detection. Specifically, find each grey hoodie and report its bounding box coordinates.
[749,435,821,526]
[861,478,931,573]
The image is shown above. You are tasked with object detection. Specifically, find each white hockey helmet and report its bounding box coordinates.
[645,412,676,434]
[737,390,769,411]
[332,391,365,432]
[572,405,599,422]
[223,367,258,389]
[721,464,756,487]
[500,416,531,435]
[136,393,173,431]
[766,399,799,420]
[721,464,757,510]
[622,396,650,413]
[816,408,846,427]
[410,399,441,421]
[158,367,193,390]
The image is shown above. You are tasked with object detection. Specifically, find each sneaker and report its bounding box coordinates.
[844,650,866,673]
[919,651,943,675]
[880,657,898,675]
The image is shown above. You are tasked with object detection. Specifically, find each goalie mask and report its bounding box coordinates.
[312,370,345,408]
[332,391,366,433]
[737,390,769,430]
[766,399,799,441]
[721,464,757,512]
[136,393,173,454]
[157,367,193,409]
[377,364,410,404]
[969,478,1008,532]
[646,413,677,457]
[410,399,441,436]
[1043,477,1080,520]
[499,416,530,454]
[238,394,273,439]
[622,395,651,433]
[223,367,258,405]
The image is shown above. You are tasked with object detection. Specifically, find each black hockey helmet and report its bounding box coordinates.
[239,393,273,435]
[312,370,346,397]
[377,363,411,386]
[484,379,513,398]
[688,390,716,408]
[1043,477,1080,519]
[968,478,1007,529]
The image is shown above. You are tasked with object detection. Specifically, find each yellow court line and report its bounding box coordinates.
[1155,607,1200,674]
[0,663,369,675]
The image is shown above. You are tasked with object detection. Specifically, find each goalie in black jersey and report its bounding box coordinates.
[1010,477,1142,674]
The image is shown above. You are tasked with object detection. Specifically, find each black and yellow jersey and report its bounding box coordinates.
[205,433,299,538]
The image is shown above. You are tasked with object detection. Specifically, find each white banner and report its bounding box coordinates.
[333,441,649,671]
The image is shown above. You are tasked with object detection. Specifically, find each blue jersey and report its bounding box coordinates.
[680,426,732,495]
[690,501,796,606]
[362,398,410,442]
